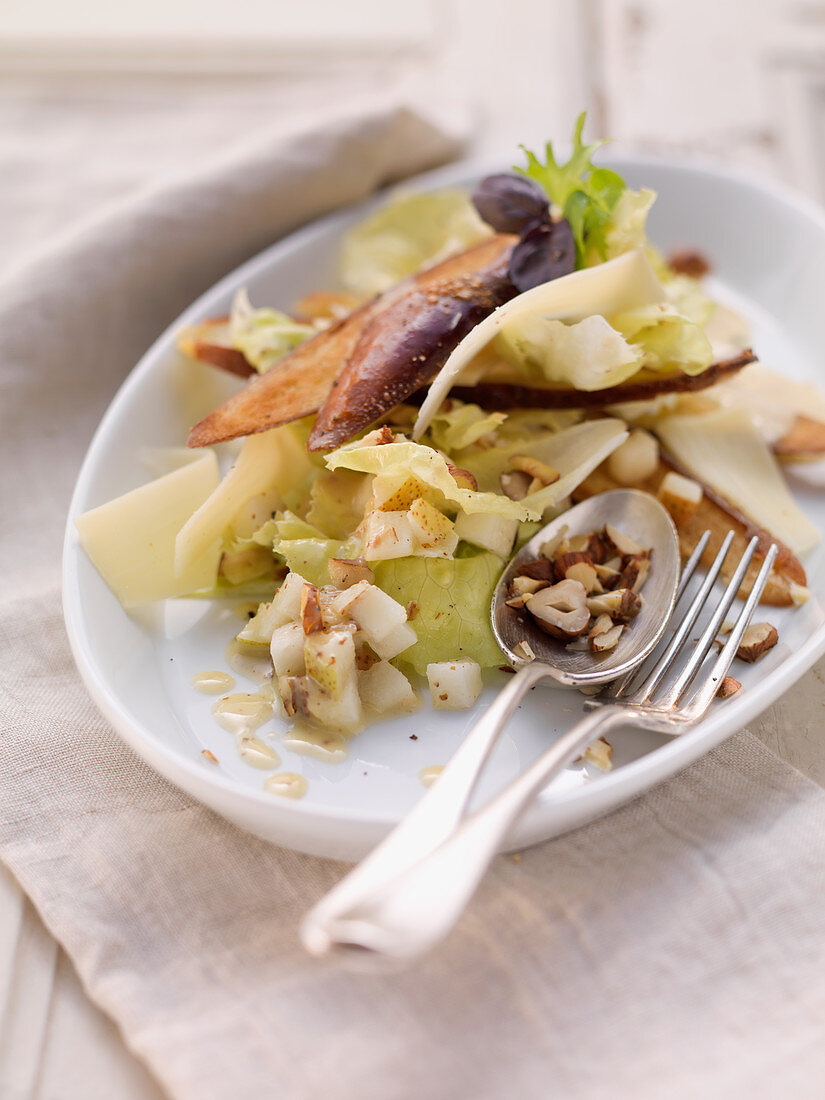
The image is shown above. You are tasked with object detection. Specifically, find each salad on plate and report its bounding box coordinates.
[74,115,825,790]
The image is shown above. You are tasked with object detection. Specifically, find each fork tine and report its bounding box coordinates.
[684,544,779,718]
[675,530,712,603]
[605,529,711,701]
[625,530,737,704]
[652,534,760,709]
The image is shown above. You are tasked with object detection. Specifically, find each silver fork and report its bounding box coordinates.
[301,533,777,959]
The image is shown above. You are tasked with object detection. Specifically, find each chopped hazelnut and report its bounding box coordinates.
[604,523,644,557]
[500,470,532,501]
[447,462,478,491]
[736,622,778,663]
[511,576,547,597]
[538,526,569,560]
[509,454,560,487]
[586,588,641,622]
[300,583,324,635]
[668,248,710,278]
[717,676,742,699]
[582,737,613,771]
[789,582,810,607]
[525,579,590,641]
[565,561,599,593]
[328,557,374,589]
[617,553,651,594]
[590,623,623,654]
[516,559,556,582]
[513,639,537,662]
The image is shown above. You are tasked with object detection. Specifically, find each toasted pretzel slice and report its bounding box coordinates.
[773,415,825,461]
[449,350,756,411]
[573,453,806,607]
[187,235,517,450]
[177,318,253,379]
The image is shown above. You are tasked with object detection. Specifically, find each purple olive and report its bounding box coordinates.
[472,174,550,235]
[507,219,576,292]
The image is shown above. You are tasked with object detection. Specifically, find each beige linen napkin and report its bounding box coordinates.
[3,99,825,1100]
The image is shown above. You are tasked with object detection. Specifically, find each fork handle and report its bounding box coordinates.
[302,704,628,959]
[301,662,558,956]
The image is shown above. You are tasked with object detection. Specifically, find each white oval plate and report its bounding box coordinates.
[63,155,825,861]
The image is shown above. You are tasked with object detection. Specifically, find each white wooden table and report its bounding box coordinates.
[3,1,825,1094]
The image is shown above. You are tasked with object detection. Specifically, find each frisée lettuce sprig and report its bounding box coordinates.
[515,112,626,266]
[472,113,652,280]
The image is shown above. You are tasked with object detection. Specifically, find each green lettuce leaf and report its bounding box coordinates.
[306,468,373,539]
[663,274,717,328]
[230,288,314,373]
[339,188,492,298]
[516,113,656,267]
[269,513,358,586]
[374,552,505,674]
[425,402,507,452]
[494,408,583,440]
[326,438,532,520]
[516,113,625,264]
[611,304,713,375]
[182,577,281,602]
[223,517,280,554]
[491,289,712,391]
[493,313,643,391]
[454,418,627,515]
[601,188,656,262]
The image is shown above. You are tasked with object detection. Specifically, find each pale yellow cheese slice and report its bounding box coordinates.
[75,451,221,606]
[175,425,313,575]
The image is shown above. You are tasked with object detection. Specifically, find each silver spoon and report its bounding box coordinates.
[301,489,680,959]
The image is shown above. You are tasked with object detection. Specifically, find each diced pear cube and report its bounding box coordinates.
[373,474,429,512]
[330,581,417,660]
[408,497,458,558]
[270,571,308,626]
[358,662,418,713]
[281,673,362,733]
[327,558,374,589]
[359,510,417,561]
[236,570,308,650]
[454,511,518,558]
[427,659,483,710]
[371,621,418,661]
[304,628,358,700]
[235,601,282,650]
[310,677,362,733]
[269,621,306,677]
[336,582,407,639]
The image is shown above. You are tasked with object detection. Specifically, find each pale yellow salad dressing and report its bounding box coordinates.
[264,772,308,799]
[224,638,273,684]
[211,690,274,735]
[235,734,280,770]
[191,670,235,695]
[282,724,349,764]
[419,765,444,788]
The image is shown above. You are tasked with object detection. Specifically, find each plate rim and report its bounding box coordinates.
[63,152,825,835]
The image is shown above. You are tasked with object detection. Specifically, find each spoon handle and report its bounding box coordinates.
[303,704,629,959]
[301,661,555,956]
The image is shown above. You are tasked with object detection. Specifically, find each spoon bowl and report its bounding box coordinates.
[492,489,681,687]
